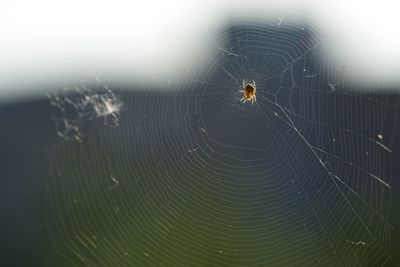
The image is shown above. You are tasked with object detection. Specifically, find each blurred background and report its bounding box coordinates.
[1,0,400,266]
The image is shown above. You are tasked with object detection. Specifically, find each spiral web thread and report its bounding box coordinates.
[46,16,399,266]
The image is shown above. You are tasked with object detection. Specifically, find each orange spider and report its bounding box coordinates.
[240,80,256,104]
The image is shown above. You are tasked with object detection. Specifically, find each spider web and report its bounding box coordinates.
[46,16,399,266]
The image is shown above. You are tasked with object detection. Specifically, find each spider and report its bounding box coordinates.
[240,80,257,104]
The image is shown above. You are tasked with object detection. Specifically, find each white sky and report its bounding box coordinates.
[1,0,400,100]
